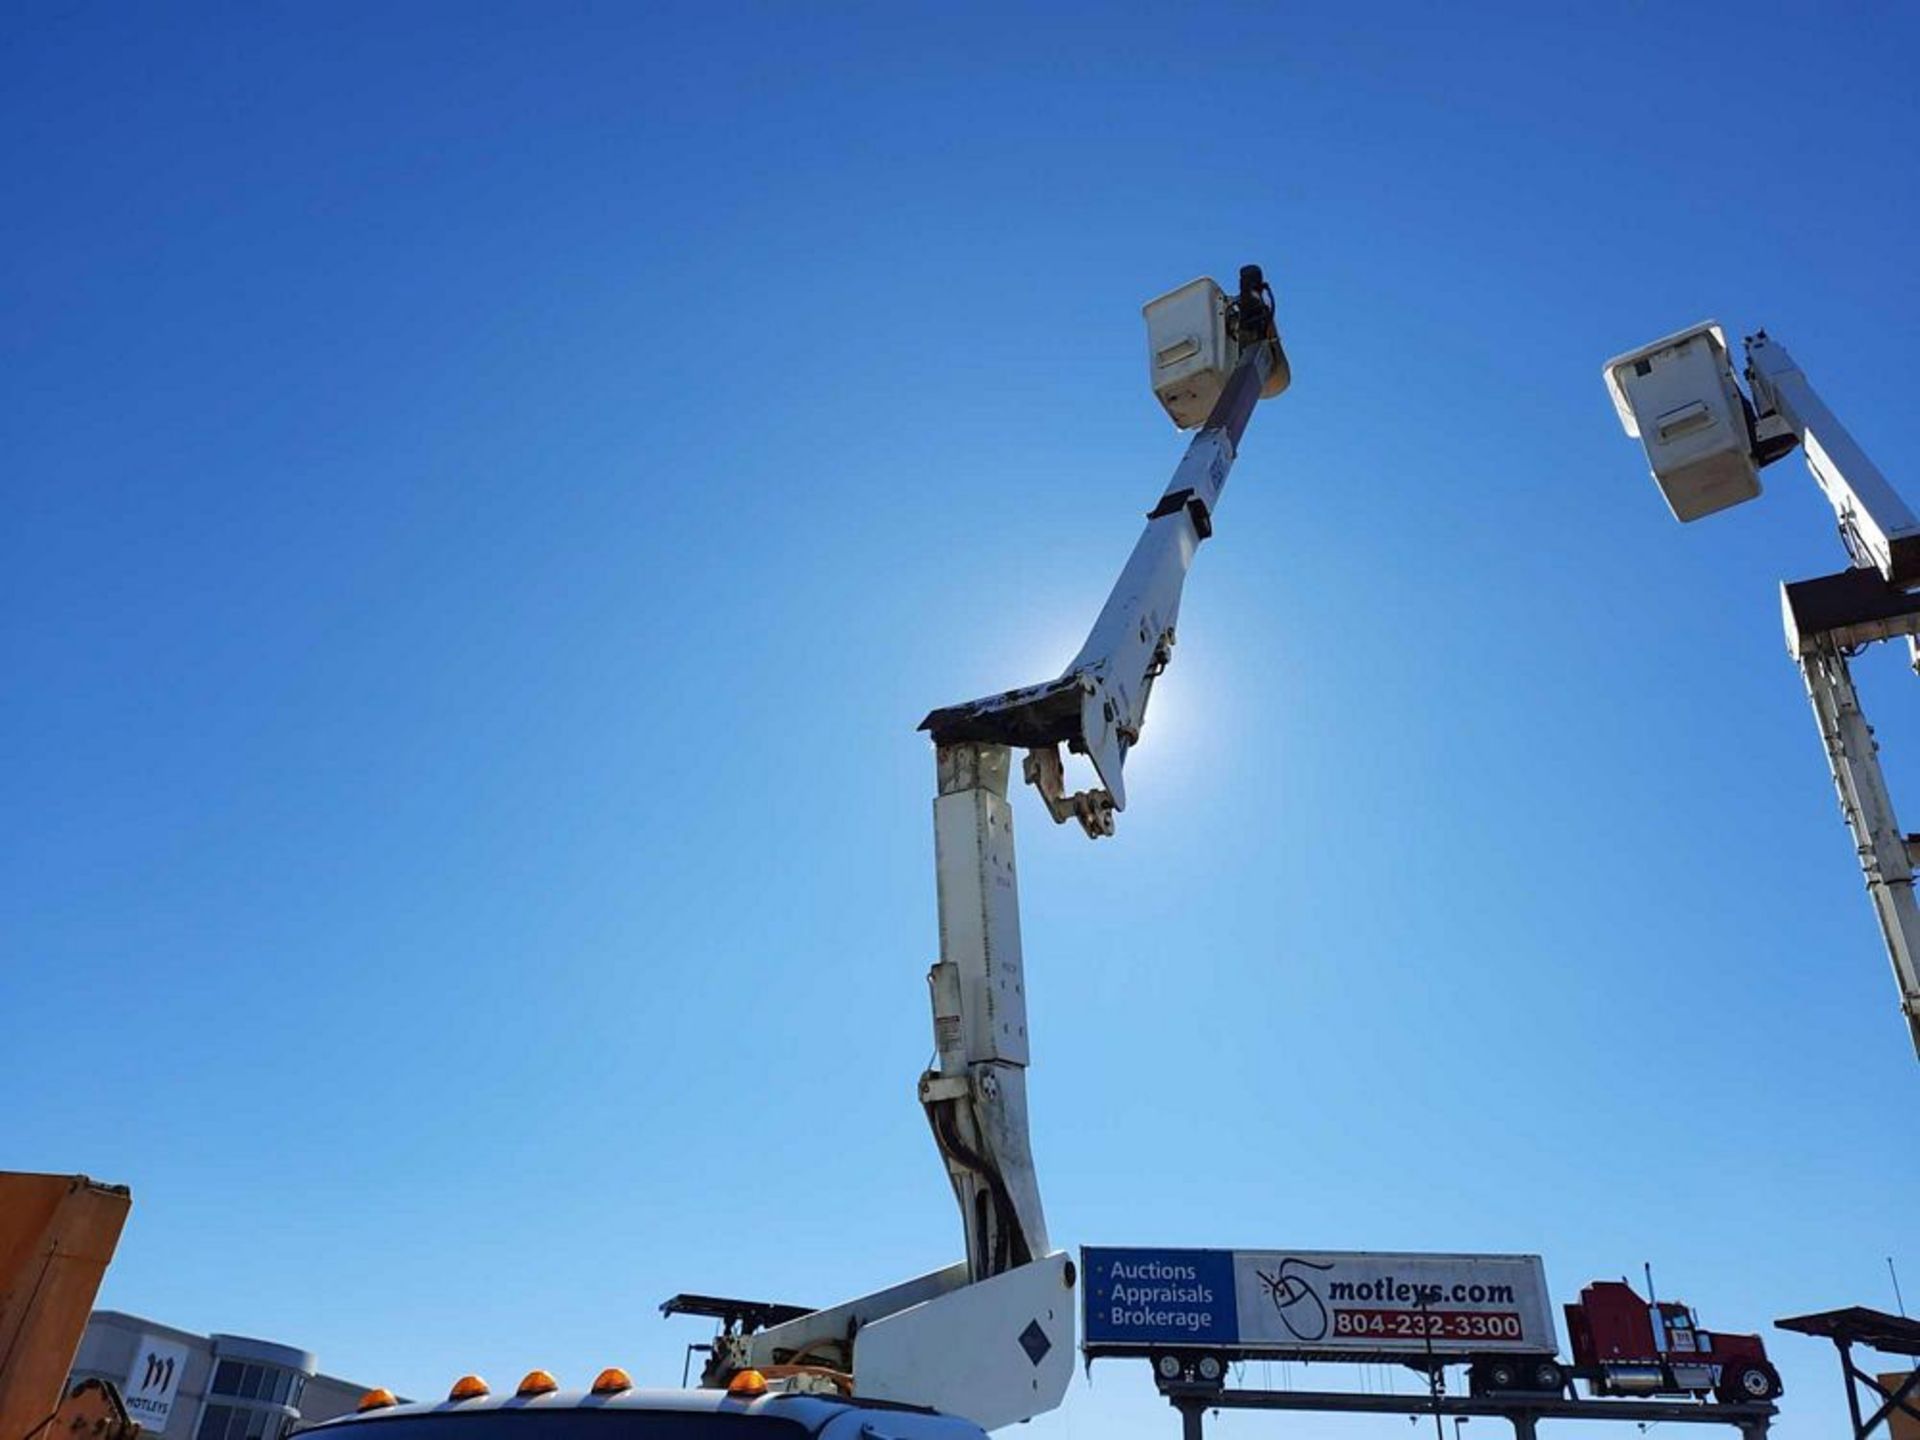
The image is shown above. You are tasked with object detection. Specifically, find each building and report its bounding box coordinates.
[69,1311,383,1440]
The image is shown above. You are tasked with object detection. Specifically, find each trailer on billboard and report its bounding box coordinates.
[1083,1248,1558,1362]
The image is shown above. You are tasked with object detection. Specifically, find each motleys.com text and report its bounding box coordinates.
[1327,1276,1516,1306]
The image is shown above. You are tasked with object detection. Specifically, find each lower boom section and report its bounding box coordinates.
[704,1255,1077,1432]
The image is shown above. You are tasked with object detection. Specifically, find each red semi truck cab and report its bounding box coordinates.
[1565,1281,1780,1403]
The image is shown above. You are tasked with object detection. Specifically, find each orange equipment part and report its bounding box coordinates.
[0,1173,133,1440]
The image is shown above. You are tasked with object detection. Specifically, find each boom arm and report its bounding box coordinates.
[1606,324,1920,1057]
[672,269,1288,1429]
[1745,333,1920,587]
[921,323,1282,839]
[917,271,1287,1282]
[1744,336,1920,1055]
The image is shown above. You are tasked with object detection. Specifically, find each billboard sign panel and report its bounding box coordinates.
[1083,1248,1557,1358]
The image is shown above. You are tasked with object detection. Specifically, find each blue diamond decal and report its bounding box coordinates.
[1019,1319,1051,1366]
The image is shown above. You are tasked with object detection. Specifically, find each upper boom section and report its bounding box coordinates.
[920,266,1289,837]
[1744,333,1920,587]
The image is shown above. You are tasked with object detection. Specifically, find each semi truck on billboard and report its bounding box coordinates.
[1081,1249,1781,1405]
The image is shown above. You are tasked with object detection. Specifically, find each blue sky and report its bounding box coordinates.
[4,5,1916,1440]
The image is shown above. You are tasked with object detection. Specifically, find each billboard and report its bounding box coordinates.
[1082,1248,1558,1358]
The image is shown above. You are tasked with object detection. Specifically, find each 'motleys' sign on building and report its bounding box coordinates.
[123,1335,192,1433]
[1081,1248,1557,1357]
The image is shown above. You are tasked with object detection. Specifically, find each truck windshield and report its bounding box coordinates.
[325,1415,812,1440]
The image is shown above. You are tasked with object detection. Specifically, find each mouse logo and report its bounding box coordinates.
[1255,1258,1333,1341]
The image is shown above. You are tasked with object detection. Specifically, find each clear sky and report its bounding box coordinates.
[5,5,1916,1440]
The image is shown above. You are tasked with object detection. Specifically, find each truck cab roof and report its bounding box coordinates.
[301,1386,991,1440]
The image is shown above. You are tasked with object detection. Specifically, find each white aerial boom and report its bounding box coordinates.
[915,266,1286,1283]
[665,267,1290,1428]
[1606,323,1920,1059]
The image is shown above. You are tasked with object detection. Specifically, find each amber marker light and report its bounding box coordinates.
[591,1369,633,1395]
[448,1377,490,1402]
[726,1371,768,1399]
[357,1390,398,1413]
[517,1371,560,1398]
